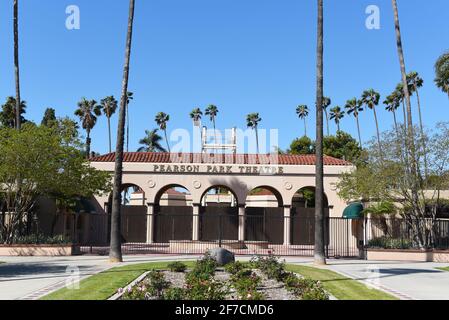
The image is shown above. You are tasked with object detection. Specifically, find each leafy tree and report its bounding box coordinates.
[336,123,449,248]
[74,98,101,158]
[0,97,26,128]
[323,131,363,163]
[246,113,262,154]
[155,112,170,152]
[329,106,344,132]
[138,129,166,152]
[296,105,309,137]
[0,124,111,244]
[289,136,314,155]
[100,96,118,153]
[41,108,56,127]
[434,51,449,98]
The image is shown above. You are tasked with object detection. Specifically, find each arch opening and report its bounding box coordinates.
[153,184,193,243]
[199,185,239,241]
[291,187,330,246]
[245,186,284,244]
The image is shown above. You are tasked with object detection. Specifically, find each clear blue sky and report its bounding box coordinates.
[0,0,448,154]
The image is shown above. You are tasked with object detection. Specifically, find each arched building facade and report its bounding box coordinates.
[89,152,360,256]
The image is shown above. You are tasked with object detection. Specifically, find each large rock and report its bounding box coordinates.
[208,248,235,266]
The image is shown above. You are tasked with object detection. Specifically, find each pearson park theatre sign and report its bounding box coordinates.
[151,164,285,175]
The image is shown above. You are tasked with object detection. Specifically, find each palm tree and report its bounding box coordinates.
[314,0,326,266]
[407,71,428,178]
[74,98,101,158]
[391,0,420,215]
[137,129,166,152]
[384,93,401,135]
[13,0,21,130]
[434,51,449,99]
[345,98,364,147]
[246,113,262,154]
[361,89,382,154]
[109,0,136,263]
[296,105,309,137]
[205,105,219,147]
[100,96,118,153]
[329,106,344,133]
[125,91,133,152]
[322,97,331,136]
[155,112,170,152]
[190,107,203,126]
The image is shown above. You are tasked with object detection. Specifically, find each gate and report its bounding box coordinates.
[200,206,238,241]
[154,206,193,243]
[245,207,284,244]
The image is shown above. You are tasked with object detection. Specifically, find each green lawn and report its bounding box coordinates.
[285,265,398,300]
[41,261,195,300]
[436,266,449,272]
[42,260,397,300]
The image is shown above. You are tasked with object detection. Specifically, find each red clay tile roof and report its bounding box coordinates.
[90,152,352,166]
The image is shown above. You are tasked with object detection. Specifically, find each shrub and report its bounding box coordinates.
[167,261,187,273]
[230,270,264,300]
[185,278,229,300]
[224,261,245,275]
[283,273,329,300]
[163,287,186,300]
[145,270,171,298]
[192,253,217,277]
[12,234,70,245]
[368,236,413,249]
[251,255,286,282]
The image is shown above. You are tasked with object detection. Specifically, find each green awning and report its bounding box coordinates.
[342,202,364,219]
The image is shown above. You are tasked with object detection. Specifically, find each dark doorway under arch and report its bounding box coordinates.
[199,186,239,241]
[291,187,330,246]
[245,186,284,244]
[153,185,193,243]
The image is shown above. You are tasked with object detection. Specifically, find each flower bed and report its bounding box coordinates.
[115,254,329,301]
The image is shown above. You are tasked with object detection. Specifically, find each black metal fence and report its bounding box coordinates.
[75,212,361,258]
[365,217,449,250]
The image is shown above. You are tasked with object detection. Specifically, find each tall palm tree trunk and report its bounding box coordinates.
[304,118,307,137]
[110,0,135,263]
[126,104,130,152]
[86,129,91,158]
[255,126,259,154]
[108,117,112,153]
[314,0,326,265]
[392,0,421,222]
[372,107,382,155]
[415,88,428,179]
[392,110,399,136]
[14,0,21,130]
[324,110,329,136]
[356,116,362,148]
[164,129,171,153]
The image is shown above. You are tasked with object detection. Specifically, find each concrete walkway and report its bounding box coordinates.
[326,259,449,300]
[1,255,448,300]
[0,255,200,300]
